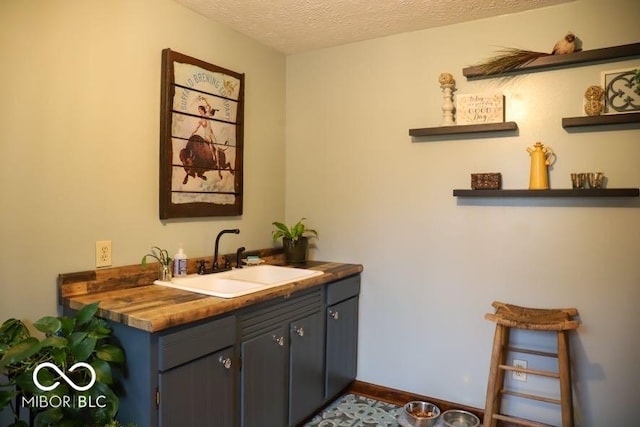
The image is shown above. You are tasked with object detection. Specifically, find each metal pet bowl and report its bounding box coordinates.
[400,401,441,427]
[440,409,480,427]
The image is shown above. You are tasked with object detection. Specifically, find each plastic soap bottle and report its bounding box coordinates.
[173,246,188,277]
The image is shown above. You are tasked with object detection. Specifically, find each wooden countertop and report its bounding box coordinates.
[59,260,362,333]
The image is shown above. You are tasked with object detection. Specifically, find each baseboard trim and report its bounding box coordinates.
[347,380,484,421]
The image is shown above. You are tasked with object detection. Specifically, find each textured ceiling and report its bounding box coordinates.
[173,0,573,54]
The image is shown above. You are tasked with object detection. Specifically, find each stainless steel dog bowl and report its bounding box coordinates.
[400,401,441,427]
[440,409,480,427]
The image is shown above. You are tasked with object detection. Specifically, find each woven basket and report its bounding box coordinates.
[471,173,501,190]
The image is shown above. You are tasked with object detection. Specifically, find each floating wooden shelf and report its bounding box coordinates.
[409,121,518,137]
[463,42,640,78]
[453,188,639,198]
[562,112,640,128]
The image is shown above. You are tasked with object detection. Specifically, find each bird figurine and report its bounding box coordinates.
[552,32,577,55]
[472,32,582,75]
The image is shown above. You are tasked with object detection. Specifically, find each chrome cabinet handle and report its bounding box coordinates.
[329,310,339,320]
[272,335,284,346]
[293,326,304,337]
[219,356,232,369]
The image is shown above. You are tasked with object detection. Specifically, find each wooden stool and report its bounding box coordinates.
[483,301,580,427]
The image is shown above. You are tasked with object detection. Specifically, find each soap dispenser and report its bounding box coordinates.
[173,246,188,277]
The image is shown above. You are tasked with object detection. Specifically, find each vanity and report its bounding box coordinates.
[59,257,362,427]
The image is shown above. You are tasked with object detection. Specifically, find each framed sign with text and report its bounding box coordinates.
[159,49,244,219]
[456,93,505,125]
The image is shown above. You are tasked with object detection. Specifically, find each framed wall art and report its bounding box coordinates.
[601,68,640,114]
[159,49,244,219]
[456,93,505,125]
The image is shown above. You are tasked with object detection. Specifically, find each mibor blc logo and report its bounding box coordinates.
[33,362,96,391]
[22,362,107,409]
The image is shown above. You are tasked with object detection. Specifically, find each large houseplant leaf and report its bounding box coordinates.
[96,344,125,364]
[75,302,99,326]
[40,336,67,349]
[0,337,41,370]
[14,369,41,394]
[90,358,113,385]
[33,317,62,336]
[58,317,76,337]
[85,319,112,340]
[0,319,30,348]
[68,332,96,361]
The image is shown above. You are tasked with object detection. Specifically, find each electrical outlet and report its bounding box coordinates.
[96,240,112,268]
[513,359,527,382]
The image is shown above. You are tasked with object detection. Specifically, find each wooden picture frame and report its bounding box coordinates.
[159,49,244,219]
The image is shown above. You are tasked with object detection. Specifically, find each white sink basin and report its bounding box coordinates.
[154,265,324,298]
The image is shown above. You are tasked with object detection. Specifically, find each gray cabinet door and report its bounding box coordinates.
[289,311,324,426]
[159,346,235,427]
[325,296,359,399]
[241,325,287,427]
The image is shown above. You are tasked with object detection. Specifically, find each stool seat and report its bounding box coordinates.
[483,301,580,427]
[485,301,580,331]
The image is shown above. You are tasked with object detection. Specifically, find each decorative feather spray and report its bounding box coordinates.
[472,48,548,75]
[472,32,578,76]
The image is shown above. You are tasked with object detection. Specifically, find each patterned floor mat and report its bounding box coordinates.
[303,393,403,427]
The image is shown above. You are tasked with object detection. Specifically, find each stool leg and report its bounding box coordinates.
[557,330,574,427]
[484,324,509,427]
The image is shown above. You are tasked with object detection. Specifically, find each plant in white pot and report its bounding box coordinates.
[272,218,318,263]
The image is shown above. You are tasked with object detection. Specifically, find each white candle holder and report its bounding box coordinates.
[438,73,456,126]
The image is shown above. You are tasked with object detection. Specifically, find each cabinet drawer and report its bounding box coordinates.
[159,316,235,371]
[326,275,360,305]
[240,288,321,341]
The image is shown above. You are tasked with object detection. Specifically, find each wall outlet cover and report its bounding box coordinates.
[96,240,112,268]
[513,359,527,382]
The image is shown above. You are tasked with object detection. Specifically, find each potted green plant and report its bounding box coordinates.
[141,246,172,281]
[272,218,318,263]
[0,302,126,427]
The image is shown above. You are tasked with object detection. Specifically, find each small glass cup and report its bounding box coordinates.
[587,172,604,189]
[571,173,586,189]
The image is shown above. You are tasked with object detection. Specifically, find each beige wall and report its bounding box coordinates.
[286,0,639,425]
[0,0,286,321]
